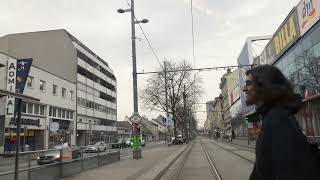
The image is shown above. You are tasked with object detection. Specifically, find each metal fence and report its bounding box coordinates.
[0,143,123,180]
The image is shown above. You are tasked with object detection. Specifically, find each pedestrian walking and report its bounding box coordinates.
[243,65,320,180]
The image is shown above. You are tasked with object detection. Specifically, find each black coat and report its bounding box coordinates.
[250,97,319,180]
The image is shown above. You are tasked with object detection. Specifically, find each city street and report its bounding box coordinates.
[0,141,163,174]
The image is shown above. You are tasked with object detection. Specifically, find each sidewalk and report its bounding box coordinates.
[61,144,187,180]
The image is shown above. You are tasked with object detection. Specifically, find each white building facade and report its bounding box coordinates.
[0,29,117,150]
[0,52,76,151]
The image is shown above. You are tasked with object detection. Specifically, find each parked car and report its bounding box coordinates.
[85,141,107,153]
[112,139,127,149]
[37,144,81,165]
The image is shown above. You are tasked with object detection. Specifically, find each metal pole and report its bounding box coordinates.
[164,62,168,118]
[14,98,22,180]
[183,85,188,143]
[131,0,138,113]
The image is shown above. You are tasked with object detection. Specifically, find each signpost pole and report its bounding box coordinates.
[14,98,22,180]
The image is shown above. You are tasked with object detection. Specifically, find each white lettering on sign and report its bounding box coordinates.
[6,58,17,117]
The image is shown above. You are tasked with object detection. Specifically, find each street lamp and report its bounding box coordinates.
[118,0,148,159]
[117,2,148,114]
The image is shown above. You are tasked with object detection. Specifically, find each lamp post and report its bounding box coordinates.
[118,0,148,159]
[118,0,148,114]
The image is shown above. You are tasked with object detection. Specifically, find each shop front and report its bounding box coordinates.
[49,118,74,147]
[4,116,45,151]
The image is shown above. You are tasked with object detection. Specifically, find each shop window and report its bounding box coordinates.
[27,76,34,88]
[53,107,57,117]
[22,102,27,113]
[49,107,52,116]
[66,111,70,119]
[62,110,66,118]
[58,109,62,118]
[27,103,33,114]
[34,104,40,115]
[40,105,45,116]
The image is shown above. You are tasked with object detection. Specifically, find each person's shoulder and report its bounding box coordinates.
[264,106,291,127]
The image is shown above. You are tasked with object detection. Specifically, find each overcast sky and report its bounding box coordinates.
[1,0,300,127]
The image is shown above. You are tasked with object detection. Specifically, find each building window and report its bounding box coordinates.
[49,107,52,116]
[34,104,40,115]
[53,84,57,95]
[62,110,66,118]
[40,105,45,116]
[27,76,34,88]
[53,107,57,117]
[58,109,61,118]
[40,80,46,92]
[27,103,33,114]
[66,111,70,119]
[62,88,66,98]
[22,102,27,113]
[70,91,74,100]
[70,112,73,119]
[79,119,82,123]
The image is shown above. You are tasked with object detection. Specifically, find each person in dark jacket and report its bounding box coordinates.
[243,65,319,180]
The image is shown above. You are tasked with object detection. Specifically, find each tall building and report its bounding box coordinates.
[0,29,117,149]
[205,101,214,135]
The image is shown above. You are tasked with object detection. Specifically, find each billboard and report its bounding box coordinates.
[297,0,320,36]
[237,43,255,116]
[273,8,301,61]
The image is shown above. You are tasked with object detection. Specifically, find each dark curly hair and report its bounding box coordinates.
[245,65,298,110]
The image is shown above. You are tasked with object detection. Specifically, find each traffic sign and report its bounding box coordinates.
[166,117,173,125]
[130,113,141,124]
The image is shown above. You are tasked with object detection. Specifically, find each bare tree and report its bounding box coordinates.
[293,51,320,97]
[140,60,202,139]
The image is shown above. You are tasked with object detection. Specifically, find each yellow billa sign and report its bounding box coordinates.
[274,13,299,56]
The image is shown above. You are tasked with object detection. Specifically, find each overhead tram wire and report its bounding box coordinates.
[136,65,252,75]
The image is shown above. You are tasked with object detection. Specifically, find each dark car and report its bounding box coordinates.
[37,144,81,165]
[112,139,127,149]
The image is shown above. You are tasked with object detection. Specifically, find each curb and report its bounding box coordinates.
[137,144,190,180]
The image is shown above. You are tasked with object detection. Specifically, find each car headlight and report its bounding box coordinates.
[37,157,40,160]
[55,154,60,158]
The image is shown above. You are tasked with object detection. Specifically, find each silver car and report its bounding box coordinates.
[85,141,107,153]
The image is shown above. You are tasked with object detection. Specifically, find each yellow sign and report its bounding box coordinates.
[274,14,298,56]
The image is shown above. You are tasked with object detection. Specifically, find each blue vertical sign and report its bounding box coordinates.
[16,59,33,94]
